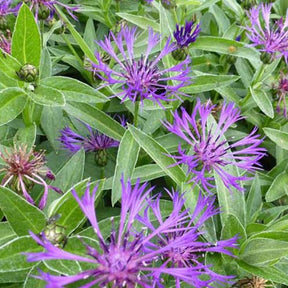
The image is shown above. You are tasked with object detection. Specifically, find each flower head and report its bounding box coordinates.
[163,99,266,192]
[59,123,120,154]
[138,191,237,288]
[92,26,191,107]
[24,0,78,21]
[245,3,288,63]
[173,21,200,48]
[275,72,288,118]
[24,178,229,287]
[0,145,62,209]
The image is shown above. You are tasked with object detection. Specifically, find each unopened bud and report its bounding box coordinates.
[95,149,108,167]
[37,3,50,20]
[172,47,188,61]
[161,0,176,9]
[260,52,273,64]
[17,64,38,82]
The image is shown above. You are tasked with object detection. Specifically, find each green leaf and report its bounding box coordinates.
[112,130,140,205]
[221,214,246,247]
[64,102,125,141]
[190,36,260,62]
[0,236,41,282]
[40,106,64,151]
[55,7,97,62]
[104,164,166,190]
[47,149,85,206]
[27,85,65,106]
[263,127,288,150]
[13,123,36,149]
[181,74,240,94]
[116,13,160,31]
[0,223,16,246]
[240,238,288,265]
[11,4,41,66]
[23,263,47,288]
[39,48,52,80]
[250,87,274,118]
[48,179,104,235]
[0,88,27,126]
[0,50,22,80]
[128,125,186,185]
[0,186,46,236]
[265,171,288,202]
[40,76,108,104]
[246,175,262,223]
[237,260,288,285]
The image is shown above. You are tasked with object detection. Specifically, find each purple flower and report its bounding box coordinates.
[0,0,19,17]
[138,191,237,288]
[59,123,120,154]
[0,145,62,209]
[173,21,201,48]
[163,99,266,192]
[275,72,288,118]
[24,0,78,21]
[24,178,222,287]
[92,26,191,107]
[245,3,288,63]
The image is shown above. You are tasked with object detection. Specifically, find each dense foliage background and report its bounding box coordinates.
[0,0,288,287]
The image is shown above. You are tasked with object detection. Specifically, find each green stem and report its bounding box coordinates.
[23,99,35,126]
[61,33,83,65]
[172,8,178,24]
[133,101,140,127]
[115,0,120,12]
[100,167,105,179]
[253,63,266,85]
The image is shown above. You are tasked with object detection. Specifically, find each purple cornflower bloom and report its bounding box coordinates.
[0,145,62,209]
[0,0,19,17]
[245,3,288,63]
[138,191,237,288]
[92,26,191,107]
[275,72,288,118]
[173,21,201,48]
[24,0,78,21]
[163,99,266,192]
[24,178,219,287]
[59,123,120,154]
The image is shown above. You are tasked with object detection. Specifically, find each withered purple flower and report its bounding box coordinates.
[92,26,191,107]
[0,145,62,209]
[163,99,266,192]
[245,3,288,63]
[0,32,11,54]
[138,191,237,288]
[24,178,220,287]
[275,72,288,118]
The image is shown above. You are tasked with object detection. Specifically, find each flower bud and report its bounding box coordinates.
[17,64,38,82]
[161,0,176,9]
[41,215,67,248]
[172,47,188,61]
[37,3,50,20]
[95,149,108,167]
[260,52,273,64]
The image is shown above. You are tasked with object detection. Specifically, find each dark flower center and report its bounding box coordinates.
[123,56,160,99]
